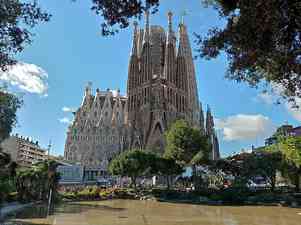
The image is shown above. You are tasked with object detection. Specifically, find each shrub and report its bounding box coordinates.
[218,188,250,204]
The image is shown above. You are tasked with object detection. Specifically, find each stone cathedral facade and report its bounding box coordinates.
[64,12,220,169]
[64,87,129,168]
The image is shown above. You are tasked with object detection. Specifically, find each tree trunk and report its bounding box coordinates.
[166,176,170,190]
[192,165,201,191]
[271,175,276,192]
[294,174,300,193]
[131,177,137,190]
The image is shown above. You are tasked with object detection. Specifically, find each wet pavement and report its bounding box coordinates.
[3,200,301,225]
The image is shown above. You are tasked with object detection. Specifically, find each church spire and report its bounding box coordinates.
[127,22,140,92]
[85,82,92,96]
[164,11,176,81]
[140,7,152,83]
[81,82,93,109]
[199,102,205,135]
[167,11,173,44]
[177,20,200,125]
[143,9,150,44]
[131,21,139,56]
[175,23,188,90]
[206,105,214,136]
[177,23,185,57]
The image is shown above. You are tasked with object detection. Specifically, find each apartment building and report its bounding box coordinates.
[1,134,47,167]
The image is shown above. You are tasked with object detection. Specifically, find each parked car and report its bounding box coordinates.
[247,179,271,190]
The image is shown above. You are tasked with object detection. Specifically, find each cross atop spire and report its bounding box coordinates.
[181,9,189,25]
[85,82,92,96]
[167,11,173,31]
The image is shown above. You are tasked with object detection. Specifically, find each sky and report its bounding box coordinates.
[1,0,300,157]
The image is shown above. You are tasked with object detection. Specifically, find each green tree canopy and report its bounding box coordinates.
[164,119,209,166]
[266,136,301,191]
[280,136,301,168]
[211,152,283,191]
[87,0,159,36]
[0,88,21,202]
[153,156,184,189]
[198,0,301,101]
[16,160,60,201]
[0,0,50,69]
[241,152,282,191]
[0,87,22,143]
[108,149,156,188]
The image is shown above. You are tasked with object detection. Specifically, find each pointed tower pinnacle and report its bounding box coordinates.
[143,9,150,44]
[177,24,185,57]
[85,82,92,97]
[178,20,200,125]
[167,11,173,43]
[140,7,152,83]
[82,82,93,107]
[96,88,100,97]
[181,10,189,25]
[206,105,214,136]
[128,22,140,92]
[164,11,176,81]
[131,21,139,56]
[199,102,205,135]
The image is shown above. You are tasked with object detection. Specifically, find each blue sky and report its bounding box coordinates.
[1,0,300,157]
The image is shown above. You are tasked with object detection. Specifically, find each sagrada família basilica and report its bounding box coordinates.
[64,11,220,171]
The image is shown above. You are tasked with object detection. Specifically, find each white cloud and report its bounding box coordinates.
[215,114,275,141]
[62,107,75,113]
[0,62,48,95]
[59,117,72,124]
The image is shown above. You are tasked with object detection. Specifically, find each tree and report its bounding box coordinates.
[213,152,282,191]
[108,149,155,189]
[0,87,21,202]
[197,0,301,101]
[241,152,283,191]
[210,158,242,178]
[0,0,50,69]
[0,152,17,202]
[16,160,60,202]
[164,119,209,190]
[267,136,301,192]
[85,0,159,36]
[154,157,184,190]
[164,120,209,165]
[0,87,22,143]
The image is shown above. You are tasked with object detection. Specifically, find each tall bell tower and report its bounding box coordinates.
[126,11,200,152]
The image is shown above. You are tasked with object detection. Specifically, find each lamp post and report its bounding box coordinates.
[47,140,52,216]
